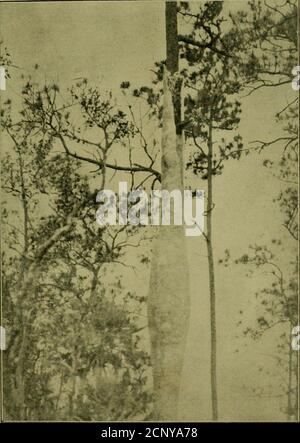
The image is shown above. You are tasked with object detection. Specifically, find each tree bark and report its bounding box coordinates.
[11,148,31,420]
[206,113,218,421]
[147,2,190,421]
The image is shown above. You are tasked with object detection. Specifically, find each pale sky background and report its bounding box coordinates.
[0,0,298,421]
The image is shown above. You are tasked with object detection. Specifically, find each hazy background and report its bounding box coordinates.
[1,0,297,421]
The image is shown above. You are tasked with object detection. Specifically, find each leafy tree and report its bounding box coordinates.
[180,1,245,420]
[233,241,297,420]
[230,0,297,93]
[222,100,298,422]
[1,87,151,420]
[9,2,192,420]
[1,0,298,422]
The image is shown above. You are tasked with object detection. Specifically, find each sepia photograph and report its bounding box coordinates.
[0,0,299,424]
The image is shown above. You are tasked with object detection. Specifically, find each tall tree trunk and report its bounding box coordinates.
[206,113,218,421]
[14,149,30,420]
[147,1,190,420]
[15,325,28,419]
